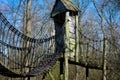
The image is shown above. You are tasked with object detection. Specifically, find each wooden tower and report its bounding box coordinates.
[51,0,80,80]
[51,0,80,56]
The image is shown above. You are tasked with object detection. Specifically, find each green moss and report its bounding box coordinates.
[45,61,60,80]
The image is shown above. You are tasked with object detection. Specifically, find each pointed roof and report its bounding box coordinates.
[51,0,80,17]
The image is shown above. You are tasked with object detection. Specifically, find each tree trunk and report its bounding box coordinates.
[26,0,32,36]
[102,38,107,80]
[92,1,107,80]
[23,0,32,80]
[86,41,90,80]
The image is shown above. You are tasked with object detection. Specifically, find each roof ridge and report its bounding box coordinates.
[51,0,80,17]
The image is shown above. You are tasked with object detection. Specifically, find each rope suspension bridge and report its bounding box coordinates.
[0,12,57,77]
[0,2,119,79]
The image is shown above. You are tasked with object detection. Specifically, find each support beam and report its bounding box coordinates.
[75,14,79,80]
[58,58,109,70]
[64,12,69,80]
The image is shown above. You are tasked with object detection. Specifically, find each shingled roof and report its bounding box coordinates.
[51,0,80,17]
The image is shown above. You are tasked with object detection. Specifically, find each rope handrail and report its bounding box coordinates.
[0,40,35,50]
[77,27,120,53]
[78,29,104,42]
[66,41,103,54]
[0,12,55,43]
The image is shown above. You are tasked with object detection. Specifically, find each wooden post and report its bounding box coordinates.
[64,12,69,80]
[75,14,79,80]
[102,37,107,80]
[60,59,64,80]
[27,77,30,80]
[75,14,79,63]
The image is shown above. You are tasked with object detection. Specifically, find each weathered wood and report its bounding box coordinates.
[75,14,79,63]
[68,15,75,58]
[64,12,69,80]
[75,14,79,80]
